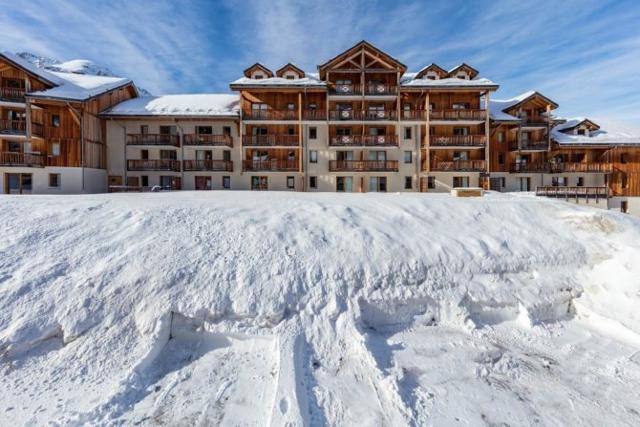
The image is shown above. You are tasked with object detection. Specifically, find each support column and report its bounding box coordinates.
[485,91,491,175]
[424,92,430,174]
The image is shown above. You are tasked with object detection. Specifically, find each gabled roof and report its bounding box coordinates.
[317,40,407,79]
[552,118,640,146]
[230,73,326,90]
[101,94,239,118]
[275,63,305,78]
[554,118,600,133]
[243,62,274,78]
[0,52,61,87]
[448,63,479,79]
[415,63,447,79]
[498,90,559,112]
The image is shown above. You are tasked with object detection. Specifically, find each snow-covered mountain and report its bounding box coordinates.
[15,52,151,95]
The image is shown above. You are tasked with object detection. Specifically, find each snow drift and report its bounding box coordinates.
[0,191,639,426]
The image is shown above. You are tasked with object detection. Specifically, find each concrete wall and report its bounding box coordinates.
[0,167,106,194]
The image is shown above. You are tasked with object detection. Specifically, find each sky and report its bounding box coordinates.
[1,0,639,124]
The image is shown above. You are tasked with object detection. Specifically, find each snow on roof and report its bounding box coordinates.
[482,91,538,121]
[552,118,640,146]
[1,51,63,85]
[400,76,498,89]
[102,94,240,117]
[28,71,132,101]
[230,73,325,88]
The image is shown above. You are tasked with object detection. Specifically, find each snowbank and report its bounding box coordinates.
[0,192,639,425]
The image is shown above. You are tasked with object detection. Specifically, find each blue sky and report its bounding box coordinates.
[1,0,639,124]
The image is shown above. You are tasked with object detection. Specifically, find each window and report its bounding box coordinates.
[404,127,412,140]
[369,177,387,192]
[223,176,230,189]
[287,176,295,189]
[309,150,318,163]
[577,177,584,187]
[223,126,231,136]
[368,151,386,161]
[621,153,628,164]
[453,127,469,136]
[308,103,317,110]
[453,151,469,161]
[51,142,61,157]
[336,176,353,192]
[286,75,295,80]
[159,125,177,135]
[309,176,317,189]
[287,103,296,110]
[622,175,628,188]
[287,126,296,136]
[49,173,60,188]
[452,103,469,110]
[453,177,470,188]
[197,126,212,134]
[141,150,149,160]
[498,153,504,165]
[140,125,149,134]
[51,114,60,127]
[404,151,412,164]
[160,150,177,160]
[309,127,317,139]
[251,176,268,190]
[404,176,412,190]
[196,150,212,160]
[428,176,436,189]
[223,150,231,161]
[141,176,149,187]
[254,75,263,80]
[497,132,504,143]
[577,129,586,136]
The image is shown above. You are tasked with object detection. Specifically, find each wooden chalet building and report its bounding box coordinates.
[4,41,640,214]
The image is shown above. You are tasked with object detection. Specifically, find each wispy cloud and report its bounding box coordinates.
[1,0,639,124]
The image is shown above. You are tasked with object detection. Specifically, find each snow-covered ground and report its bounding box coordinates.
[1,191,639,426]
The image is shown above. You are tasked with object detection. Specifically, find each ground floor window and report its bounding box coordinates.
[428,176,436,189]
[141,176,149,187]
[577,177,584,187]
[49,173,60,188]
[223,176,230,189]
[336,176,353,192]
[4,173,32,194]
[453,176,469,188]
[195,176,212,190]
[251,176,268,191]
[404,176,412,189]
[489,177,505,191]
[552,177,567,187]
[286,176,295,189]
[160,176,180,190]
[519,177,531,191]
[309,176,317,189]
[369,176,387,192]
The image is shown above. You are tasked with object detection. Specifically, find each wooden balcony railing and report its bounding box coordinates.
[32,122,44,137]
[0,151,45,167]
[329,135,399,147]
[244,110,298,120]
[536,186,609,200]
[400,110,428,121]
[0,119,26,134]
[430,109,486,121]
[363,110,397,121]
[330,135,363,147]
[509,162,550,173]
[0,87,25,101]
[430,160,486,171]
[302,110,327,120]
[550,162,613,173]
[127,159,180,171]
[242,135,299,147]
[509,141,549,151]
[521,119,549,127]
[183,160,233,171]
[329,160,399,172]
[127,134,180,146]
[364,84,397,96]
[329,83,362,95]
[329,110,363,121]
[183,134,232,147]
[363,135,398,147]
[243,159,299,171]
[429,135,487,147]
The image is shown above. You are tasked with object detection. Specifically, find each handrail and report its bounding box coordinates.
[183,160,233,171]
[430,109,486,121]
[242,159,299,171]
[127,134,180,146]
[127,159,180,171]
[242,134,300,146]
[183,134,232,147]
[430,135,486,146]
[329,160,399,172]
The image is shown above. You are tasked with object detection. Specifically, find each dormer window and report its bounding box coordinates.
[577,129,586,136]
[254,75,263,80]
[427,76,436,80]
[456,73,467,79]
[286,75,295,80]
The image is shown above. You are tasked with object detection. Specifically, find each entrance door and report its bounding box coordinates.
[519,177,531,191]
[195,176,212,190]
[251,176,268,190]
[5,173,32,194]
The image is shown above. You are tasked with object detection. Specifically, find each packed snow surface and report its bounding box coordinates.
[1,192,640,426]
[102,94,240,117]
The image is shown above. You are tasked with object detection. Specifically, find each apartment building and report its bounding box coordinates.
[3,41,640,214]
[0,52,137,194]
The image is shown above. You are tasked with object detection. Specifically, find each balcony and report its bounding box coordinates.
[364,84,397,96]
[183,160,233,172]
[329,110,363,121]
[183,134,232,147]
[509,141,548,151]
[430,109,486,121]
[400,110,428,121]
[329,160,399,172]
[0,87,25,102]
[329,83,362,96]
[243,159,298,172]
[363,110,397,121]
[242,134,299,147]
[244,110,298,121]
[127,159,180,171]
[127,134,180,147]
[521,119,549,128]
[430,135,486,147]
[0,119,26,135]
[430,160,486,172]
[329,135,399,147]
[0,151,45,167]
[509,162,550,173]
[550,162,612,173]
[302,109,327,120]
[536,186,609,200]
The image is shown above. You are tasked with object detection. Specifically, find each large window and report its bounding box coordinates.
[309,127,317,140]
[223,176,231,189]
[404,177,412,190]
[309,176,317,189]
[369,177,387,192]
[404,127,412,140]
[453,176,470,188]
[404,151,412,164]
[336,176,353,192]
[196,126,212,134]
[309,150,318,163]
[251,176,268,190]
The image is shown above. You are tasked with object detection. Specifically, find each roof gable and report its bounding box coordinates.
[415,63,447,79]
[318,40,407,79]
[243,63,274,78]
[448,63,479,79]
[0,52,60,87]
[502,91,559,112]
[275,63,305,78]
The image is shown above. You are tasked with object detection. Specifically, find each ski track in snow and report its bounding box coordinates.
[0,191,640,426]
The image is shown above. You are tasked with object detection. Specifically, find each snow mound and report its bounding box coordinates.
[1,192,639,425]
